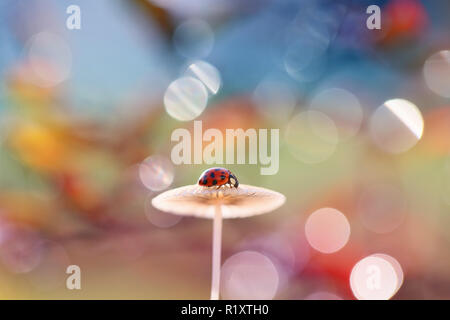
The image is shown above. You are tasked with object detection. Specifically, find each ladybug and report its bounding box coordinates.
[198,167,239,188]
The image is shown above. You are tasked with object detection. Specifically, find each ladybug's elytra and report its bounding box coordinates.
[198,167,239,188]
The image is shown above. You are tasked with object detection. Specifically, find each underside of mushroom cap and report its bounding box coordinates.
[151,184,286,219]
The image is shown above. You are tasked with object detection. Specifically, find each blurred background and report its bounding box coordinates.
[0,0,450,299]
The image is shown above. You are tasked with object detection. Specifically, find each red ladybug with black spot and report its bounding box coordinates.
[198,167,239,188]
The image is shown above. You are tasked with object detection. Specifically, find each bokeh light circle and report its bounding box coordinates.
[221,251,279,300]
[284,38,323,72]
[369,99,424,153]
[284,44,327,82]
[423,50,450,98]
[0,224,43,274]
[238,233,297,290]
[26,31,72,87]
[253,78,297,120]
[370,253,404,292]
[305,208,351,254]
[139,155,174,191]
[164,77,208,121]
[285,111,338,164]
[350,254,403,300]
[185,61,221,95]
[27,241,70,291]
[309,88,363,140]
[283,24,329,82]
[173,19,214,58]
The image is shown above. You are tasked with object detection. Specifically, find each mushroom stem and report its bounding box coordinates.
[210,205,222,300]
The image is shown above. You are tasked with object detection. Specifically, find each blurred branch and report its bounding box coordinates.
[131,0,175,37]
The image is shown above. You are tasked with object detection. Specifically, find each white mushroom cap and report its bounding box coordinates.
[151,184,286,219]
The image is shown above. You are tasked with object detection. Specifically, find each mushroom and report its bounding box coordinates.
[151,182,286,300]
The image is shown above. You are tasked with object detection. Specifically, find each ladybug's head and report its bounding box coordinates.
[229,173,239,188]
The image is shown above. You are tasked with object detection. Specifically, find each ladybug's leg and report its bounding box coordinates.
[228,175,237,188]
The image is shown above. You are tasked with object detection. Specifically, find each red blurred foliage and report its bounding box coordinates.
[201,96,265,132]
[383,0,428,43]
